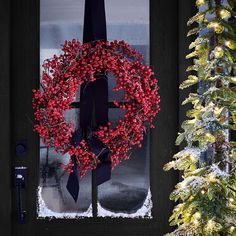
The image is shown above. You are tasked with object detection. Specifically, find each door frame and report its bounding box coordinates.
[0,0,11,236]
[0,0,196,235]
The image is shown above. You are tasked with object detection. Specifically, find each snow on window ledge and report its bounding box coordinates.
[37,186,93,219]
[97,188,153,219]
[37,187,153,219]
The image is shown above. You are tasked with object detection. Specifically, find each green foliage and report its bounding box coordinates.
[180,75,199,89]
[164,0,236,235]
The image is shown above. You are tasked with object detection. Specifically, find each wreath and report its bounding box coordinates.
[33,40,160,177]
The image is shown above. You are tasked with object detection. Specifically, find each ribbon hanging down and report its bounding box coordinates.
[66,0,111,202]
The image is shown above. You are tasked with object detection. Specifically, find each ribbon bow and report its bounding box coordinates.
[66,0,111,202]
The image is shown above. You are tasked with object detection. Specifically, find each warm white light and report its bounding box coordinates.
[190,155,197,161]
[195,212,201,219]
[214,46,224,58]
[194,219,199,225]
[189,119,196,124]
[207,219,214,228]
[231,77,236,82]
[220,9,231,19]
[201,190,205,194]
[225,41,231,47]
[229,198,234,203]
[196,0,205,6]
[208,173,216,182]
[208,22,224,34]
[180,181,187,188]
[214,106,222,116]
[208,76,215,81]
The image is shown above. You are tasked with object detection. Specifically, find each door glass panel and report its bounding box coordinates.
[39,0,93,218]
[108,0,150,102]
[38,108,92,218]
[98,0,151,218]
[98,109,151,217]
[39,0,151,219]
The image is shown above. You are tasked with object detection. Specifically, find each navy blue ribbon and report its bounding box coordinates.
[66,0,111,202]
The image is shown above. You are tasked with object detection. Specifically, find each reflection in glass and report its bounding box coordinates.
[98,108,151,217]
[39,0,92,218]
[38,109,92,218]
[97,0,151,217]
[39,0,151,218]
[98,133,150,214]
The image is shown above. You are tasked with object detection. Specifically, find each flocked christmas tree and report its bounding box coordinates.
[164,0,236,235]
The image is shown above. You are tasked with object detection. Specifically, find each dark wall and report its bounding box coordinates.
[151,0,196,234]
[150,0,179,234]
[0,0,11,235]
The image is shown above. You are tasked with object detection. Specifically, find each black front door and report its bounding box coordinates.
[0,0,195,235]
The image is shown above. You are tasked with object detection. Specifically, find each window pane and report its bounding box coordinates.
[39,0,151,219]
[107,0,149,102]
[38,108,92,218]
[39,0,92,218]
[97,0,151,218]
[98,109,151,217]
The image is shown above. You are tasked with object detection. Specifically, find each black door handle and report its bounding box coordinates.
[14,167,27,224]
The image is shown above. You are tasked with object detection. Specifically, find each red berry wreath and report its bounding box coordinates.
[33,40,160,177]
